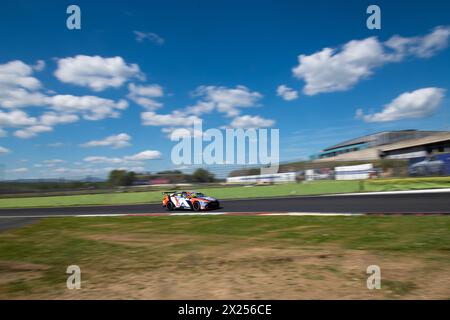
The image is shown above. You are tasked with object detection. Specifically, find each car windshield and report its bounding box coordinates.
[191,192,205,198]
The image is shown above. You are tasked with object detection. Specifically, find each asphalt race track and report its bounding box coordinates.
[1,190,450,219]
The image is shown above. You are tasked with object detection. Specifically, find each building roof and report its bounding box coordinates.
[312,131,450,162]
[322,133,377,151]
[323,130,446,152]
[381,132,450,152]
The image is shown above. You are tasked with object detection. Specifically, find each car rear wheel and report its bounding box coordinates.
[166,202,174,211]
[192,201,201,211]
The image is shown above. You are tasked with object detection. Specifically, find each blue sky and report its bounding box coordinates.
[0,0,450,179]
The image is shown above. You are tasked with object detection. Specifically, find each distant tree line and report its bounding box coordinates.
[0,168,218,194]
[107,168,216,186]
[0,181,107,195]
[107,170,136,187]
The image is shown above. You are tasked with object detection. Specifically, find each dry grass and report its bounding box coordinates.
[0,215,449,299]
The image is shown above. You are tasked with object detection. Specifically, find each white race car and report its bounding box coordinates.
[162,191,220,211]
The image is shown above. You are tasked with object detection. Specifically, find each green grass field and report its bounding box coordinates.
[0,180,359,208]
[1,177,449,209]
[0,215,449,299]
[364,176,450,191]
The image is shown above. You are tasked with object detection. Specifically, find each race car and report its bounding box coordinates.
[162,191,220,211]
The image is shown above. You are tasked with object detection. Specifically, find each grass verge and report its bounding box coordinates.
[0,215,449,299]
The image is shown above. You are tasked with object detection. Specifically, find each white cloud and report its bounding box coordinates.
[7,111,77,139]
[0,60,46,108]
[0,60,127,117]
[385,26,450,58]
[163,127,205,140]
[141,111,201,127]
[84,149,161,164]
[10,167,28,173]
[14,125,53,139]
[130,96,163,110]
[0,94,128,138]
[124,150,162,161]
[37,159,66,167]
[127,83,163,110]
[0,110,37,127]
[33,60,46,72]
[276,85,298,101]
[54,55,144,91]
[293,26,450,95]
[47,95,128,120]
[81,133,132,149]
[0,95,126,139]
[44,159,65,164]
[293,37,389,95]
[39,112,79,126]
[133,31,165,45]
[0,60,41,90]
[184,101,215,115]
[0,89,47,109]
[0,60,131,138]
[0,146,10,154]
[140,85,264,138]
[187,85,262,117]
[0,105,119,139]
[84,156,125,164]
[128,83,163,97]
[229,115,275,128]
[357,87,446,122]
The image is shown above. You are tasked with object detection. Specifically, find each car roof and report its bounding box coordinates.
[167,191,204,194]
